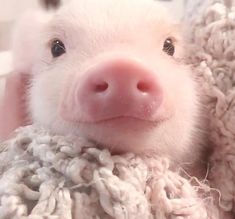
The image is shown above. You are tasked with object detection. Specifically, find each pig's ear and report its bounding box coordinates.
[0,73,30,141]
[0,11,51,141]
[12,10,51,74]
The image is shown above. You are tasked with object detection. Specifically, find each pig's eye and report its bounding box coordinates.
[163,38,175,56]
[51,39,66,58]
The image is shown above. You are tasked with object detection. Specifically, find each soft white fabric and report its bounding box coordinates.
[0,126,217,219]
[185,0,235,218]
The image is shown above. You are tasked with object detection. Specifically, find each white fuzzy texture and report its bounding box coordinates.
[0,126,217,219]
[185,0,235,218]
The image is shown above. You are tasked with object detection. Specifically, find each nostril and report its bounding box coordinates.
[94,81,109,92]
[137,81,151,93]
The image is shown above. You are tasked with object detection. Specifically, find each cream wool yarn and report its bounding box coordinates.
[0,126,217,219]
[185,0,235,218]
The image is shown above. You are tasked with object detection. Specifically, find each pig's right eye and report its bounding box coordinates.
[51,39,66,58]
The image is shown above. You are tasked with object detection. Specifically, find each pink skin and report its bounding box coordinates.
[0,0,203,165]
[61,58,163,123]
[0,73,29,139]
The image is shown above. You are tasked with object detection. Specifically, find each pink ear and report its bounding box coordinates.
[11,10,51,74]
[0,11,51,141]
[0,72,31,141]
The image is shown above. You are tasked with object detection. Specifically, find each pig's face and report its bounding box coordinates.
[28,0,200,161]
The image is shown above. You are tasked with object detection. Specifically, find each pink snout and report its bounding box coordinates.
[62,59,163,122]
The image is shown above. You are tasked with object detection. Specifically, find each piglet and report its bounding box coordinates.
[0,0,205,168]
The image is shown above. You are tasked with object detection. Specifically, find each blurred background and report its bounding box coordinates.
[0,0,184,51]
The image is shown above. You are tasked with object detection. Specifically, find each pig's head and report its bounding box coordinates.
[11,0,201,163]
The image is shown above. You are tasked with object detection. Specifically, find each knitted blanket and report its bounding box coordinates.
[185,0,235,218]
[0,0,234,218]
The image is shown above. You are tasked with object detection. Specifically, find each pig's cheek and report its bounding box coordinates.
[29,69,65,125]
[59,86,76,122]
[59,75,83,123]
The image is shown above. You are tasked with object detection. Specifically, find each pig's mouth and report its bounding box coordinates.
[79,115,167,125]
[73,115,171,154]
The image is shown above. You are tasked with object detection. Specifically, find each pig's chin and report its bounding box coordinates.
[74,116,169,154]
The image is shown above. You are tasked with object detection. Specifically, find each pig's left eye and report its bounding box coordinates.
[51,39,66,58]
[163,38,175,56]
